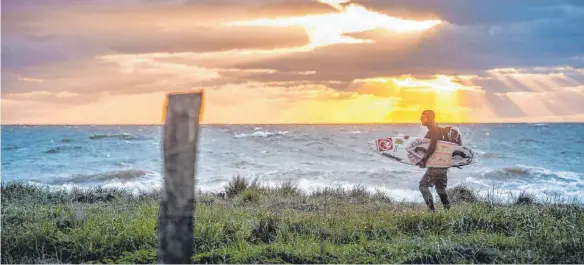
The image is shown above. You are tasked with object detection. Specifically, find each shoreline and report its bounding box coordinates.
[9,176,584,206]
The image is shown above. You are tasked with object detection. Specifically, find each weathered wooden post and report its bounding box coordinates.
[157,92,203,264]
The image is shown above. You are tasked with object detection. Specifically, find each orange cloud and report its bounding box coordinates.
[2,74,488,125]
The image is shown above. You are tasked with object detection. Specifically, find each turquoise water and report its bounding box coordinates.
[2,124,583,202]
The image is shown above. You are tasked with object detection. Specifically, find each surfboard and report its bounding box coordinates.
[367,136,477,168]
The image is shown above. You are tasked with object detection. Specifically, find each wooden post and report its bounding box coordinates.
[157,92,203,264]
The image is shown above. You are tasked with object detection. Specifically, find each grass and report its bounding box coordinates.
[515,190,536,205]
[2,178,583,264]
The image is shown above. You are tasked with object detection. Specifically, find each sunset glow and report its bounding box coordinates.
[227,1,442,48]
[3,0,583,125]
[391,75,479,92]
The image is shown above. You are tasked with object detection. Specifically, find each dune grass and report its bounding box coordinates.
[1,179,583,264]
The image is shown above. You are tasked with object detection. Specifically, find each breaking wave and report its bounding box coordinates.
[518,138,542,143]
[49,169,157,185]
[481,165,581,182]
[89,133,146,141]
[2,145,19,151]
[234,131,289,139]
[45,146,83,154]
[480,152,505,159]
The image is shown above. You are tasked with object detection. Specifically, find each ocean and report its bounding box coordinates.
[1,124,583,203]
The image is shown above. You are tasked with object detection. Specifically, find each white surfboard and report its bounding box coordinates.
[367,136,477,168]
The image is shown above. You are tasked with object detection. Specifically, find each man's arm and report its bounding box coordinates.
[423,131,430,139]
[423,132,439,163]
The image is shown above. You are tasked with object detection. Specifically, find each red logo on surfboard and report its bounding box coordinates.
[376,138,393,151]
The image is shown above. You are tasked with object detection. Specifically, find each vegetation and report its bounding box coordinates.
[2,178,583,264]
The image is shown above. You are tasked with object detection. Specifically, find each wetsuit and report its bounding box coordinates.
[419,123,451,211]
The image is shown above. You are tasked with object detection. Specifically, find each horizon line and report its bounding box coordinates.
[2,121,583,126]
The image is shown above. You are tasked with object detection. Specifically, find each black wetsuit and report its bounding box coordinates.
[419,123,451,211]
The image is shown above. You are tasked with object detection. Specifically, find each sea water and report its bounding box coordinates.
[2,124,583,203]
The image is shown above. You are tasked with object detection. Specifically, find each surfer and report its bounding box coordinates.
[417,110,451,212]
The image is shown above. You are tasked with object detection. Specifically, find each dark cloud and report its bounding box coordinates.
[236,13,584,84]
[1,37,108,69]
[216,1,584,81]
[353,0,584,25]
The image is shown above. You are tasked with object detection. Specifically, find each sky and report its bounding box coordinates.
[2,0,584,124]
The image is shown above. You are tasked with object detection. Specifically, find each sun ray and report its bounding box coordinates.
[499,92,557,117]
[352,75,483,123]
[226,1,442,49]
[487,69,522,92]
[488,67,581,93]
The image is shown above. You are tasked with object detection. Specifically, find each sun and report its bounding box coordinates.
[352,75,480,123]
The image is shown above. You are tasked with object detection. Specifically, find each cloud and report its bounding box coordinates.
[2,0,331,70]
[236,18,584,80]
[104,26,310,54]
[7,0,582,75]
[3,67,583,124]
[2,56,225,97]
[226,1,442,48]
[2,0,584,124]
[353,0,584,25]
[220,1,584,79]
[1,81,377,125]
[1,52,345,98]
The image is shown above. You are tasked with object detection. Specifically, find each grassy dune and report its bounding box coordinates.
[1,177,583,264]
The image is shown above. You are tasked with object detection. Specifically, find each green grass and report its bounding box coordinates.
[2,179,583,264]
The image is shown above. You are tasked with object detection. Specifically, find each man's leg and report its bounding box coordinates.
[419,169,435,212]
[433,168,451,209]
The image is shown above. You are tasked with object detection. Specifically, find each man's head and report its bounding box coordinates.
[420,110,435,126]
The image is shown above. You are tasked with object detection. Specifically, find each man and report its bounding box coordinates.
[417,110,451,212]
